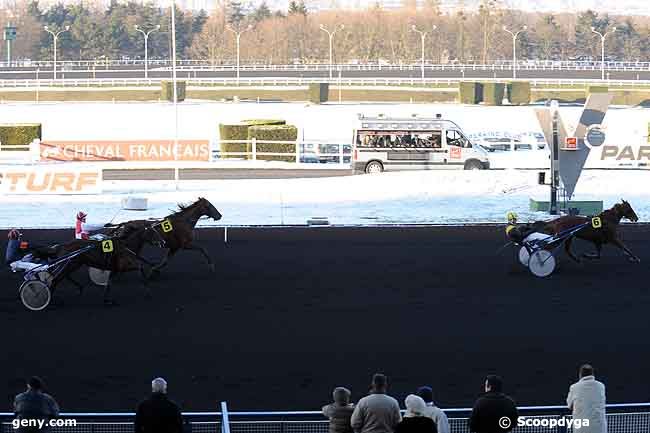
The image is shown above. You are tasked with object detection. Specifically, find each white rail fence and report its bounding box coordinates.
[2,77,650,89]
[4,60,650,71]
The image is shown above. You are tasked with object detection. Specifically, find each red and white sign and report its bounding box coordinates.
[40,140,210,162]
[1,168,102,195]
[450,146,462,159]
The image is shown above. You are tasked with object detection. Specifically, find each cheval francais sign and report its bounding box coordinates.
[1,168,102,195]
[40,140,210,162]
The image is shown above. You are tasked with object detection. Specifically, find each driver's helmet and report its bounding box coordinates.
[8,229,21,240]
[77,211,88,222]
[506,211,518,224]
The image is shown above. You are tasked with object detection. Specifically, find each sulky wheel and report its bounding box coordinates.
[518,246,531,267]
[528,249,556,278]
[19,280,52,311]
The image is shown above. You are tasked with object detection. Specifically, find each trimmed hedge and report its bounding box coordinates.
[309,83,329,104]
[241,119,286,126]
[0,124,41,150]
[219,123,251,159]
[161,81,186,102]
[247,124,298,162]
[508,82,531,105]
[482,82,505,106]
[459,82,481,104]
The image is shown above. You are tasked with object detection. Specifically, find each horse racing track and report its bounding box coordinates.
[2,225,650,411]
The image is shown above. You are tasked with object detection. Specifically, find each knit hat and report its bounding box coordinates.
[405,394,427,417]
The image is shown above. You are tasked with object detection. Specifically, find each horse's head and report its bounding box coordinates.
[617,199,639,222]
[197,197,222,221]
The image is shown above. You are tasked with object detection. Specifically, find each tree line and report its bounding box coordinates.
[2,0,650,64]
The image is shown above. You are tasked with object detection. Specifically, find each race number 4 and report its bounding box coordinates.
[161,219,173,233]
[101,240,114,253]
[591,217,602,229]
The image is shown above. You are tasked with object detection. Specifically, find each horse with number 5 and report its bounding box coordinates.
[105,197,223,276]
[543,199,641,264]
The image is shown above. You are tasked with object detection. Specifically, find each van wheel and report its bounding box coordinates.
[464,160,483,170]
[365,161,384,174]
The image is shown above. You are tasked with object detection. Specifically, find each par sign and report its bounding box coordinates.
[1,168,102,195]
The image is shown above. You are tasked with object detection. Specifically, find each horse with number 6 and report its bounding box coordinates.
[543,199,640,264]
[105,197,222,276]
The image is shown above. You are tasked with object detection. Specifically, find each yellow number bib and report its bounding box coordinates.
[591,217,602,229]
[102,240,114,253]
[161,219,173,233]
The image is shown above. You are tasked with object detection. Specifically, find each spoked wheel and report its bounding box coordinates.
[19,280,52,311]
[528,250,556,278]
[518,246,531,267]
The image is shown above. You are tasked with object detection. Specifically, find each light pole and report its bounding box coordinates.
[503,25,526,79]
[591,26,616,80]
[411,25,436,80]
[319,24,344,79]
[44,25,70,80]
[226,24,252,84]
[135,24,160,79]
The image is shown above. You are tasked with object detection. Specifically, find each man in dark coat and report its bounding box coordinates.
[135,377,183,433]
[468,375,518,433]
[13,376,60,433]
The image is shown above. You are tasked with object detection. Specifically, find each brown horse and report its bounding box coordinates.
[105,197,222,275]
[543,200,640,264]
[32,228,153,305]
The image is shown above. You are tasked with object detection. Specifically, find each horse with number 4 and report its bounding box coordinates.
[16,228,155,310]
[105,197,223,276]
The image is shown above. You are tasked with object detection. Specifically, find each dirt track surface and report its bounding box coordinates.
[2,225,649,412]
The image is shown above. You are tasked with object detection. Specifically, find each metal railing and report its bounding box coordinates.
[3,60,650,71]
[215,139,351,164]
[1,404,649,433]
[2,76,650,89]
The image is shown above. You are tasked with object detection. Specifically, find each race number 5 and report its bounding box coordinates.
[591,217,602,229]
[161,219,173,233]
[102,240,114,253]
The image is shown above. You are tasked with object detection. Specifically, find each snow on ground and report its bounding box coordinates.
[1,170,648,229]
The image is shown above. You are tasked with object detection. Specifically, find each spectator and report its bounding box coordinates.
[395,395,437,433]
[416,386,449,433]
[135,377,183,433]
[13,376,60,433]
[468,375,518,433]
[567,364,607,433]
[351,374,401,433]
[323,387,355,433]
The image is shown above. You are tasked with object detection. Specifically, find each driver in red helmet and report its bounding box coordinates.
[76,211,90,240]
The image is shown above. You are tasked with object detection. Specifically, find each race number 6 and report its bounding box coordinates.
[102,240,114,253]
[161,219,173,233]
[591,217,602,229]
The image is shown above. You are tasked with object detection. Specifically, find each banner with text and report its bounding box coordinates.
[1,168,102,195]
[40,140,210,162]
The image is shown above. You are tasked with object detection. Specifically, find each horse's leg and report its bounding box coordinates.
[66,275,85,296]
[564,237,580,263]
[103,275,116,306]
[610,238,641,263]
[151,250,171,274]
[583,242,602,260]
[185,244,215,272]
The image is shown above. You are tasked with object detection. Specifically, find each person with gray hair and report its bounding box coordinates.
[395,395,437,433]
[135,377,183,433]
[323,387,355,433]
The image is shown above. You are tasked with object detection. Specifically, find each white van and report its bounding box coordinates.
[351,114,490,174]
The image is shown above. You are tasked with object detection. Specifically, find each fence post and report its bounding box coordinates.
[221,401,230,433]
[252,137,257,161]
[295,139,300,163]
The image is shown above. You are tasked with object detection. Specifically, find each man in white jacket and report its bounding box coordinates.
[416,386,450,433]
[567,364,607,433]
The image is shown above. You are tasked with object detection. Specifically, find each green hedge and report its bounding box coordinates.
[587,86,609,94]
[508,82,531,105]
[482,82,505,106]
[0,124,41,150]
[219,123,251,159]
[247,124,298,162]
[161,81,186,102]
[459,82,481,104]
[242,119,286,126]
[309,83,329,104]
